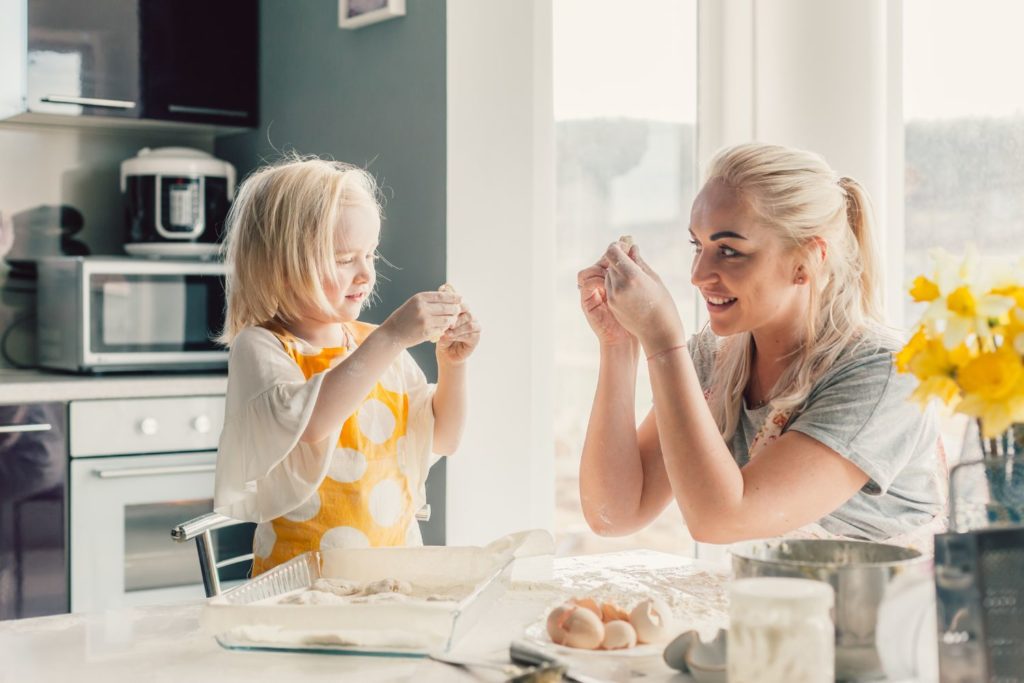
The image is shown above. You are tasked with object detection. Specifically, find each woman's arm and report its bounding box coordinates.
[577,258,676,534]
[602,242,868,542]
[579,360,678,535]
[645,348,868,543]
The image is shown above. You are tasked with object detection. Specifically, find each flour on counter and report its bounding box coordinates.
[508,551,730,640]
[274,576,474,606]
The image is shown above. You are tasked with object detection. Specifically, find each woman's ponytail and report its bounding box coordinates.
[838,176,884,324]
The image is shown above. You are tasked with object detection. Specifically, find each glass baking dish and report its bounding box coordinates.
[200,545,514,657]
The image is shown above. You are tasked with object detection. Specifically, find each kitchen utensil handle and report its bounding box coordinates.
[40,95,136,109]
[94,464,216,479]
[510,640,610,683]
[510,640,558,667]
[0,423,52,433]
[415,504,431,522]
[167,104,249,118]
[172,512,243,542]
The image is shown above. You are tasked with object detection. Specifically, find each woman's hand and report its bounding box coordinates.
[577,262,635,347]
[379,291,462,348]
[601,242,686,352]
[436,307,481,365]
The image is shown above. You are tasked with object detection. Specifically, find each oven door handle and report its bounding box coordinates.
[0,423,52,434]
[94,463,216,479]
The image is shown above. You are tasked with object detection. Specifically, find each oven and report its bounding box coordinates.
[68,395,251,612]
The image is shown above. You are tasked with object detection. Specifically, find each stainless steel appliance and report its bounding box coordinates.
[120,147,235,258]
[934,526,1024,682]
[731,538,932,682]
[68,395,251,612]
[36,256,227,373]
[0,403,67,620]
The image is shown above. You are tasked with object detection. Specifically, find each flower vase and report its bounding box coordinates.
[981,422,1024,526]
[950,421,1024,532]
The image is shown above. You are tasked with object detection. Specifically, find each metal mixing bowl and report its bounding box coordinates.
[730,539,932,681]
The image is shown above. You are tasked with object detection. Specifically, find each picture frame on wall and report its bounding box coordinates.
[338,0,406,29]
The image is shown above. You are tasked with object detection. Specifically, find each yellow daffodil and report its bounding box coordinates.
[956,348,1024,438]
[899,336,963,406]
[896,328,927,373]
[911,376,961,408]
[912,247,1015,348]
[900,246,1024,439]
[909,276,940,303]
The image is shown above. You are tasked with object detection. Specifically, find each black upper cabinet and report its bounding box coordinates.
[5,0,258,129]
[139,1,258,127]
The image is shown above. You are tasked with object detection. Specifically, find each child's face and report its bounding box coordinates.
[324,204,381,321]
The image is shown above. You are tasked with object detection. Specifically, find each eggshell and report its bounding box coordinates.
[600,601,630,623]
[601,620,638,650]
[629,597,674,644]
[546,603,604,650]
[569,596,602,619]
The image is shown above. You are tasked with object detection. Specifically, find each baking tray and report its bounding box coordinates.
[201,545,514,657]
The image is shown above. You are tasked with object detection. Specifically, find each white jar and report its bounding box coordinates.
[728,577,835,683]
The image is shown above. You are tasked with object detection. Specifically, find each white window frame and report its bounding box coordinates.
[445,0,910,545]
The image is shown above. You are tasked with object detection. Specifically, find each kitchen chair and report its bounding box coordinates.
[172,505,432,597]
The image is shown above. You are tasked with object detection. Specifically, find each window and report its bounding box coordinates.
[903,0,1024,461]
[552,0,699,556]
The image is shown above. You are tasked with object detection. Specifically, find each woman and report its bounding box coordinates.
[577,142,946,548]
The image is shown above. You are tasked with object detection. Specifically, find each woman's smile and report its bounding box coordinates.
[703,291,738,313]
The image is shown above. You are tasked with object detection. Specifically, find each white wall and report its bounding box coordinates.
[0,123,213,367]
[698,0,904,324]
[445,0,556,546]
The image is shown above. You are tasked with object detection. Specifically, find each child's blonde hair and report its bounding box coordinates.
[702,142,887,440]
[218,154,381,345]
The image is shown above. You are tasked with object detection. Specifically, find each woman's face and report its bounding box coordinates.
[322,203,380,322]
[689,179,807,339]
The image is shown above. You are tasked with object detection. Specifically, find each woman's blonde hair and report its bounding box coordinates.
[217,154,381,345]
[702,142,887,439]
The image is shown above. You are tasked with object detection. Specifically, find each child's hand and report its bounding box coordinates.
[436,306,481,365]
[380,291,462,348]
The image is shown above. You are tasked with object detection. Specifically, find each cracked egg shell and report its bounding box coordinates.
[601,620,638,650]
[630,597,675,644]
[546,603,605,650]
[600,601,630,623]
[569,596,602,618]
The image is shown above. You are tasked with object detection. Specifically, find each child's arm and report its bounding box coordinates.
[300,291,462,443]
[431,307,481,454]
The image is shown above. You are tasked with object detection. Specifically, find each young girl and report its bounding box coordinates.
[577,142,946,549]
[213,156,480,574]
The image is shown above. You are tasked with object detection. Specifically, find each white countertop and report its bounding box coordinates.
[0,551,726,683]
[0,369,228,403]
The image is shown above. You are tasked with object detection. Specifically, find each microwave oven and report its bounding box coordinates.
[36,257,228,373]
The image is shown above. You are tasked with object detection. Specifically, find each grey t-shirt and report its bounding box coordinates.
[687,330,945,541]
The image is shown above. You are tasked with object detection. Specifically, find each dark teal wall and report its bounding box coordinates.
[216,0,447,543]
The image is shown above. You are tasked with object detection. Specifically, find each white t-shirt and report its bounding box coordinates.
[213,326,437,526]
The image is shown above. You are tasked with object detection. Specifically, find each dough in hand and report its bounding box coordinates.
[430,283,458,343]
[618,234,635,249]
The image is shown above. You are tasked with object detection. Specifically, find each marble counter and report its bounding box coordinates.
[0,369,227,403]
[0,551,726,683]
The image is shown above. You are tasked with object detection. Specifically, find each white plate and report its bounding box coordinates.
[522,619,664,658]
[125,242,221,258]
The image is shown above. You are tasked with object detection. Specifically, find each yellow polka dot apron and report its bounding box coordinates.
[252,322,417,575]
